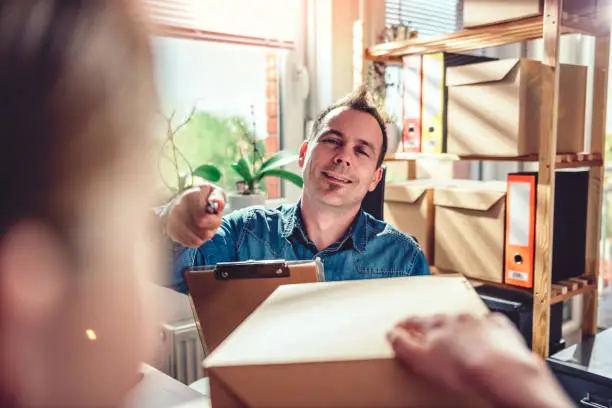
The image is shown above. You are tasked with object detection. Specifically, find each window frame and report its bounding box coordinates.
[146,0,308,201]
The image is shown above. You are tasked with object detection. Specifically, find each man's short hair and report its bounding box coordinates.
[309,85,388,167]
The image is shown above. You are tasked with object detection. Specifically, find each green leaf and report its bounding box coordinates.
[192,164,222,182]
[231,157,253,183]
[257,168,303,188]
[257,151,299,175]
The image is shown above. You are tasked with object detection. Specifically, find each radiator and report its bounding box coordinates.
[157,320,206,385]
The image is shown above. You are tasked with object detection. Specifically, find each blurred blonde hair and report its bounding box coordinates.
[0,0,158,245]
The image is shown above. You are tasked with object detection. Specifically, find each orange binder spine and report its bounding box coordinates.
[504,174,537,288]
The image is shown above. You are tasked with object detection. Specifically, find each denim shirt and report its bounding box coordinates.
[170,203,430,293]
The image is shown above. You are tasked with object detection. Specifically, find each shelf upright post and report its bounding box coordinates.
[533,0,563,358]
[583,32,611,337]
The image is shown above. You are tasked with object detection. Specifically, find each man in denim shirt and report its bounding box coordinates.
[163,86,430,293]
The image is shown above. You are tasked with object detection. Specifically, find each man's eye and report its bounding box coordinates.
[323,138,340,145]
[357,148,369,157]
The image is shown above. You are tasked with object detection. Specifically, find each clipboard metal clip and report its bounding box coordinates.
[215,260,291,280]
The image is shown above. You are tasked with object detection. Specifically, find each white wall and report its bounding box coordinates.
[280,0,309,202]
[306,0,385,116]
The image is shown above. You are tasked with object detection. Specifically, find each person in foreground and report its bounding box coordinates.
[164,86,430,293]
[387,313,574,408]
[0,0,161,406]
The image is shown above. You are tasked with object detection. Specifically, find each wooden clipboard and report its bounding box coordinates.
[183,259,324,355]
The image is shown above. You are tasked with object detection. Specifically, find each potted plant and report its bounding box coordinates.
[158,106,303,211]
[226,111,303,211]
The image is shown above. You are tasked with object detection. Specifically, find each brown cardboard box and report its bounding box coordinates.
[204,276,491,408]
[384,181,435,263]
[434,181,507,283]
[463,0,597,28]
[446,59,587,157]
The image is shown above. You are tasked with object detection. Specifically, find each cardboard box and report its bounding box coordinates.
[446,59,587,157]
[204,276,491,408]
[385,179,496,265]
[434,181,507,283]
[384,181,434,263]
[463,0,597,28]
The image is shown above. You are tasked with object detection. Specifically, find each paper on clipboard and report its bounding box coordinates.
[184,259,324,355]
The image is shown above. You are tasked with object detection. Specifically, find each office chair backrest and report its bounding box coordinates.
[361,167,386,221]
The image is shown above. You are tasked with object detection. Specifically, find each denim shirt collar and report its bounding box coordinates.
[281,201,367,253]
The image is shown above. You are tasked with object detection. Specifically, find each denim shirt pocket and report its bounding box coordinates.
[352,251,413,279]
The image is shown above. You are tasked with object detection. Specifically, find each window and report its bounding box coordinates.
[385,0,462,37]
[144,0,303,201]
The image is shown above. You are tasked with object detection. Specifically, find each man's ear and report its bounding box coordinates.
[368,167,384,192]
[0,221,70,337]
[298,141,309,168]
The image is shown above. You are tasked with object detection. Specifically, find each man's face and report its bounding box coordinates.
[299,108,383,209]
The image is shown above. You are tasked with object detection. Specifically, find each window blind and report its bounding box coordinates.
[142,0,198,30]
[142,0,296,49]
[385,0,463,38]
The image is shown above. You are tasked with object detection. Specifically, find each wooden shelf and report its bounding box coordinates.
[357,0,610,358]
[384,152,603,168]
[551,276,597,305]
[366,7,609,62]
[432,267,595,304]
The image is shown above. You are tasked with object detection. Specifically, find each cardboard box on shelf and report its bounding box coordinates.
[463,0,597,28]
[446,58,587,157]
[434,181,507,283]
[384,181,435,263]
[204,276,491,408]
[384,160,455,182]
[384,179,464,264]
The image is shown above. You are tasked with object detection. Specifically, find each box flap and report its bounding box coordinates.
[446,58,521,87]
[385,179,475,203]
[434,182,507,212]
[205,276,488,368]
[385,182,427,203]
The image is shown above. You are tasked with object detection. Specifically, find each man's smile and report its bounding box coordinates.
[322,171,352,184]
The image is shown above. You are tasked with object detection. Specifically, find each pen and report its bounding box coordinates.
[206,201,219,214]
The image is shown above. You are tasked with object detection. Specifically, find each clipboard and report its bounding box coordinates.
[183,259,324,355]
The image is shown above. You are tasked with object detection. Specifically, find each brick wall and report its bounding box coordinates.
[265,53,280,198]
